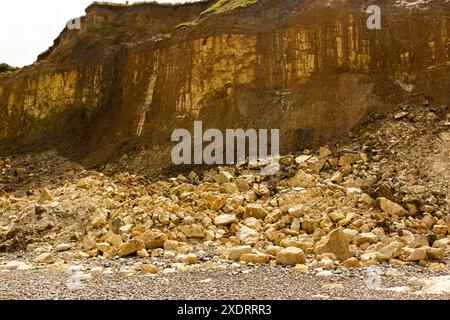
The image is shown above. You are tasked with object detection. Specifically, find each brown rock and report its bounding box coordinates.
[403,247,427,262]
[425,247,444,260]
[214,214,237,226]
[376,197,407,216]
[338,153,360,166]
[34,253,55,264]
[301,219,317,234]
[141,264,158,274]
[91,208,108,229]
[375,241,404,260]
[227,246,253,261]
[276,247,307,265]
[375,183,395,202]
[240,253,271,264]
[118,239,145,257]
[180,224,205,238]
[96,242,112,253]
[314,228,351,261]
[342,257,361,268]
[39,188,53,203]
[141,230,167,249]
[82,236,97,251]
[244,204,268,219]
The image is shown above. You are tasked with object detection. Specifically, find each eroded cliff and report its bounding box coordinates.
[0,0,449,172]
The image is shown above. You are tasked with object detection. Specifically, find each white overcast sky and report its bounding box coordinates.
[0,0,196,67]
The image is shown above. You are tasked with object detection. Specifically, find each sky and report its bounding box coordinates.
[0,0,196,67]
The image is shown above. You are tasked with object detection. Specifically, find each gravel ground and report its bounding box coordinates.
[1,263,449,300]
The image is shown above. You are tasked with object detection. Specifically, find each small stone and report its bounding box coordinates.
[288,205,305,217]
[90,267,104,273]
[288,170,315,188]
[184,254,198,264]
[433,238,449,248]
[342,257,361,268]
[315,228,351,261]
[163,251,176,260]
[265,246,283,256]
[410,234,429,248]
[217,171,234,183]
[394,110,409,119]
[108,234,123,248]
[328,211,345,222]
[280,238,313,251]
[34,253,55,264]
[319,147,332,158]
[222,183,239,194]
[438,131,450,141]
[339,153,360,166]
[293,264,309,273]
[119,268,136,276]
[82,236,97,251]
[354,232,378,245]
[210,197,227,211]
[376,241,404,260]
[429,263,447,273]
[403,247,427,262]
[137,249,150,258]
[228,246,253,261]
[321,283,344,290]
[214,214,237,226]
[141,230,166,249]
[389,259,406,267]
[180,224,205,238]
[88,249,99,257]
[376,198,407,216]
[318,257,335,269]
[316,270,333,277]
[91,208,108,229]
[240,253,270,264]
[359,193,374,205]
[118,239,145,257]
[433,225,448,235]
[235,178,250,192]
[17,264,33,271]
[96,242,112,253]
[39,188,53,203]
[244,204,268,219]
[301,219,317,234]
[55,243,72,252]
[295,155,312,164]
[276,247,307,266]
[330,171,343,183]
[119,224,133,235]
[425,247,444,260]
[164,240,180,251]
[141,264,158,274]
[0,261,28,271]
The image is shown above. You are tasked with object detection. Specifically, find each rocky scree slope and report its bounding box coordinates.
[0,98,448,274]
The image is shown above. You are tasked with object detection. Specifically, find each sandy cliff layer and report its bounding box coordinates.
[0,0,449,171]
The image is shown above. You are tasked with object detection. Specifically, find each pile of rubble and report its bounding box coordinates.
[0,100,449,274]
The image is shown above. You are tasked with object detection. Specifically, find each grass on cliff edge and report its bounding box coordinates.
[175,0,259,30]
[0,63,19,76]
[201,0,259,16]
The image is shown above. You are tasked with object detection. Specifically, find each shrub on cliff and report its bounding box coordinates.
[0,63,19,75]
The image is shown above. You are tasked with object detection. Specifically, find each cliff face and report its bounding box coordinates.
[0,0,449,171]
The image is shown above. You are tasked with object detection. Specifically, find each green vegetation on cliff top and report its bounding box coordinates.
[201,0,259,15]
[90,0,259,15]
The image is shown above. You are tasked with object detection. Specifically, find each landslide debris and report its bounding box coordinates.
[0,96,448,274]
